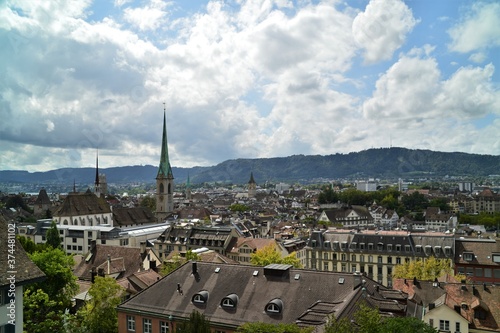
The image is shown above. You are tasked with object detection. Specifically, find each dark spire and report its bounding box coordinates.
[186,173,191,188]
[248,172,256,184]
[95,149,99,186]
[157,105,173,178]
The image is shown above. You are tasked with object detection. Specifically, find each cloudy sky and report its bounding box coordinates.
[1,0,499,172]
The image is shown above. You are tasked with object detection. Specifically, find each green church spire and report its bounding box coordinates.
[157,107,173,178]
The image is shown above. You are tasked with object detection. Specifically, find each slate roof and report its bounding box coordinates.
[455,238,500,266]
[73,244,146,281]
[34,188,51,205]
[53,192,111,217]
[112,207,156,226]
[118,262,406,331]
[0,217,46,288]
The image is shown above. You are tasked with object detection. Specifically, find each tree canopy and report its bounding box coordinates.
[392,257,452,281]
[46,220,61,249]
[237,322,313,333]
[161,250,201,276]
[250,243,302,268]
[176,310,211,333]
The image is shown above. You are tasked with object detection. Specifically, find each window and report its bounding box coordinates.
[387,244,393,252]
[341,263,347,272]
[265,299,283,314]
[396,245,401,252]
[429,319,434,327]
[463,252,474,261]
[368,243,373,250]
[127,315,135,331]
[341,254,346,261]
[143,318,152,333]
[160,321,169,333]
[332,253,337,260]
[72,238,77,243]
[455,322,461,333]
[377,243,383,251]
[359,243,365,250]
[351,255,356,262]
[192,290,209,304]
[368,255,373,263]
[415,245,422,253]
[360,255,365,263]
[396,257,401,264]
[439,320,450,331]
[475,268,483,277]
[485,268,492,278]
[387,256,392,264]
[377,256,383,264]
[323,252,328,260]
[492,254,500,263]
[323,262,329,271]
[495,269,500,279]
[221,294,238,308]
[405,245,410,252]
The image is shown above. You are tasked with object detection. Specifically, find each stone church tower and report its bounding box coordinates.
[156,109,174,222]
[248,172,256,198]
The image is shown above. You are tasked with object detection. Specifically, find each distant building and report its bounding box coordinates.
[248,172,256,198]
[356,179,378,192]
[33,188,52,217]
[52,190,113,227]
[318,206,374,229]
[454,237,500,283]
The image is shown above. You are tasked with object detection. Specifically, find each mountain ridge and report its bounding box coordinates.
[1,148,499,185]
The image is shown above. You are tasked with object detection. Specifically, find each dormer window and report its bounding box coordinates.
[463,252,474,262]
[192,290,209,304]
[265,298,283,314]
[350,242,357,250]
[368,243,373,250]
[434,246,441,255]
[415,245,422,253]
[377,242,383,251]
[444,246,452,256]
[221,294,238,309]
[341,242,347,251]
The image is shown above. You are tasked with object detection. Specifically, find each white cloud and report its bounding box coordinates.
[123,0,169,31]
[352,0,417,64]
[448,2,500,53]
[469,52,487,64]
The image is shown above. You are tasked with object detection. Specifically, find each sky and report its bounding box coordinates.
[1,0,499,172]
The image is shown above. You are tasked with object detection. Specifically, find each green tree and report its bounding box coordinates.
[237,322,313,333]
[324,314,352,333]
[139,195,156,212]
[318,186,339,204]
[250,243,302,268]
[382,316,438,333]
[392,257,452,280]
[45,220,61,249]
[229,203,250,212]
[160,251,201,276]
[429,198,450,211]
[401,192,428,212]
[77,276,125,333]
[28,248,78,306]
[355,302,382,333]
[177,310,211,333]
[24,289,65,333]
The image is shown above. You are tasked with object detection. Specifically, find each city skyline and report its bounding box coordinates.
[1,0,499,172]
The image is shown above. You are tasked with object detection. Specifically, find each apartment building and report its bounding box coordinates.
[301,229,455,287]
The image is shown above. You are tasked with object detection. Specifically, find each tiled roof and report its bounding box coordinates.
[118,262,405,330]
[34,188,51,205]
[0,217,46,287]
[455,238,500,265]
[53,192,111,217]
[113,207,156,226]
[73,244,145,280]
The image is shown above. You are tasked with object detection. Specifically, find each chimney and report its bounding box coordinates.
[107,254,111,275]
[91,267,97,283]
[97,267,105,277]
[192,261,198,275]
[353,271,362,290]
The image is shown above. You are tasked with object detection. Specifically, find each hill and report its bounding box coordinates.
[1,148,499,185]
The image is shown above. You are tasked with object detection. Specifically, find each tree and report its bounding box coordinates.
[77,276,125,333]
[355,302,382,333]
[250,243,302,268]
[139,195,156,212]
[229,203,250,212]
[392,257,452,280]
[46,220,61,249]
[237,322,313,333]
[27,248,78,306]
[401,192,428,212]
[383,317,438,333]
[24,289,65,333]
[177,310,211,333]
[161,250,201,276]
[324,314,352,333]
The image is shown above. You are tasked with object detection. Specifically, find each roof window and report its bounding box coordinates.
[220,294,238,309]
[265,298,283,315]
[192,290,209,304]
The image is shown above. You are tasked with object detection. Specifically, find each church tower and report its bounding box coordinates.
[185,173,192,201]
[248,172,256,198]
[94,150,101,198]
[156,107,174,222]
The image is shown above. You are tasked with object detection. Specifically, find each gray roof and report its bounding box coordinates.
[0,217,46,288]
[118,261,405,330]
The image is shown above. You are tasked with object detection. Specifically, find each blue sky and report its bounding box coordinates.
[0,0,499,172]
